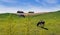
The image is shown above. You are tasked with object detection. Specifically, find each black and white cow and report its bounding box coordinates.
[37,20,48,30]
[37,20,45,27]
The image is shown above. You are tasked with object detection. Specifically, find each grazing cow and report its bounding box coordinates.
[20,15,25,18]
[37,20,45,28]
[37,20,48,30]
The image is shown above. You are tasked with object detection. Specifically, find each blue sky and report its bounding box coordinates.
[0,0,60,13]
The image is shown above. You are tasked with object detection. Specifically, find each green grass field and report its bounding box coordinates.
[0,11,60,35]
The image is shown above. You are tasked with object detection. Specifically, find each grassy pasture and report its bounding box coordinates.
[0,12,60,35]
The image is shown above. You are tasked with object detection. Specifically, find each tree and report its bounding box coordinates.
[17,11,24,13]
[28,11,34,13]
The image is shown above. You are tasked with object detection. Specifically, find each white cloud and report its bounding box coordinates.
[35,0,60,11]
[18,4,60,13]
[0,5,60,13]
[0,5,18,13]
[0,1,60,13]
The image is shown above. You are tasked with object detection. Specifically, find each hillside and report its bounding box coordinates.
[0,11,60,35]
